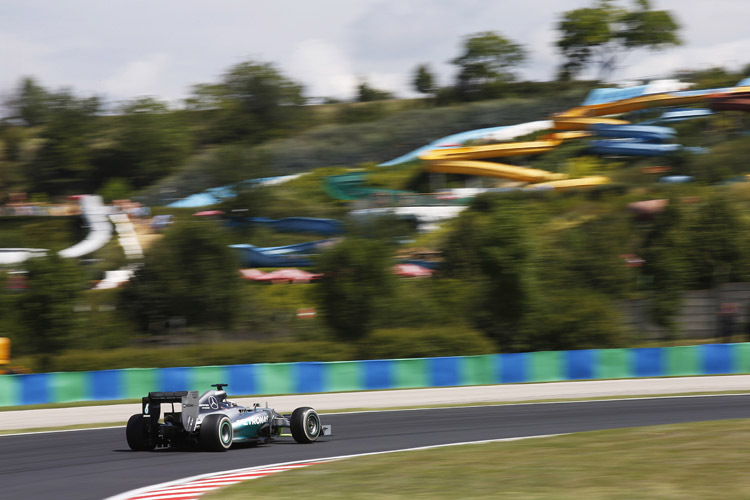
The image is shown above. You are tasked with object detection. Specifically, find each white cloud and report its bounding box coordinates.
[288,39,358,100]
[618,38,750,82]
[0,1,748,105]
[101,53,170,100]
[0,33,57,93]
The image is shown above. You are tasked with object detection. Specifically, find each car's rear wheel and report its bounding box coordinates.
[290,407,321,443]
[126,414,156,451]
[200,414,233,451]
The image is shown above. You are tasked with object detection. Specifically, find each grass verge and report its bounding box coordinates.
[204,419,750,500]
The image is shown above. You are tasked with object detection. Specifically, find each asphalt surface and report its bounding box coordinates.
[4,375,750,431]
[1,394,748,500]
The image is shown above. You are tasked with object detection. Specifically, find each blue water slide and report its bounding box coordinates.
[229,239,334,267]
[582,85,650,106]
[590,123,675,142]
[646,108,714,123]
[226,217,344,235]
[378,125,514,166]
[589,122,686,156]
[589,140,683,156]
[167,175,302,208]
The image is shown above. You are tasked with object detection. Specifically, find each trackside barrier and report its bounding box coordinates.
[1,343,749,407]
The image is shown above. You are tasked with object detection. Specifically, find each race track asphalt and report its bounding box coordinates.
[1,394,747,500]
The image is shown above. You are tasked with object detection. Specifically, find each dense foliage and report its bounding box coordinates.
[120,222,241,331]
[2,9,750,372]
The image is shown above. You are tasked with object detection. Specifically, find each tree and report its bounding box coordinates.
[356,80,393,102]
[3,77,52,126]
[556,0,681,80]
[315,238,395,340]
[192,61,306,144]
[442,196,537,350]
[442,194,630,352]
[15,254,86,368]
[120,222,241,332]
[451,31,527,98]
[639,199,687,337]
[94,97,192,189]
[412,64,436,96]
[25,89,101,194]
[682,193,749,289]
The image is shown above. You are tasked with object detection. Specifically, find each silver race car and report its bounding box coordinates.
[126,384,332,451]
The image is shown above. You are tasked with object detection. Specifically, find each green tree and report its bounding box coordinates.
[98,178,133,203]
[639,199,687,336]
[192,61,306,144]
[682,193,749,289]
[442,196,537,350]
[451,31,527,99]
[412,64,436,96]
[15,254,86,368]
[315,238,395,340]
[26,90,101,194]
[443,194,630,351]
[3,77,51,126]
[544,214,633,298]
[356,80,393,102]
[120,222,241,332]
[556,0,681,80]
[95,97,192,189]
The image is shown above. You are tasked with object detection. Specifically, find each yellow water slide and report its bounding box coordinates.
[419,130,600,188]
[419,85,750,190]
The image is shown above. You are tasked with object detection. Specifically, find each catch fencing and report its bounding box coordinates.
[1,343,749,406]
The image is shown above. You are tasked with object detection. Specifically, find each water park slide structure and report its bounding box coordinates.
[1,195,113,266]
[225,216,344,236]
[230,239,336,268]
[413,80,750,189]
[710,90,750,112]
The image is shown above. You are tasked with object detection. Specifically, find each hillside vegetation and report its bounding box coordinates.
[2,64,750,373]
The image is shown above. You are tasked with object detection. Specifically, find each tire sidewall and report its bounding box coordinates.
[200,413,233,451]
[218,416,233,448]
[303,409,320,440]
[291,407,321,443]
[126,414,155,451]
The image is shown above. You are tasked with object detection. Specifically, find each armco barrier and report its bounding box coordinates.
[1,343,749,406]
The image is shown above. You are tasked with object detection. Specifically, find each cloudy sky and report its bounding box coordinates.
[1,0,748,106]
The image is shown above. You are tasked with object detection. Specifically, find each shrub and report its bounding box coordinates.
[39,340,357,372]
[358,325,496,360]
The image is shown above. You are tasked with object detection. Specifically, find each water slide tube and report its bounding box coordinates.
[377,123,550,167]
[225,216,344,236]
[229,239,335,268]
[167,174,304,208]
[709,90,750,112]
[58,195,113,259]
[414,80,750,188]
[587,123,682,156]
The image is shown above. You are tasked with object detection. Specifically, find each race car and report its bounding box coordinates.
[126,384,332,451]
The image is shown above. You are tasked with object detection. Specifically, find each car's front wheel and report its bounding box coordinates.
[200,414,233,451]
[290,407,321,444]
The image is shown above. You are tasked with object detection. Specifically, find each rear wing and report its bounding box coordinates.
[142,391,200,432]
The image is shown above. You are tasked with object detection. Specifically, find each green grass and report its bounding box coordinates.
[206,419,750,500]
[0,215,82,251]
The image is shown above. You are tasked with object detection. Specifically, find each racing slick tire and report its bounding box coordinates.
[290,407,321,444]
[126,414,156,451]
[200,414,233,451]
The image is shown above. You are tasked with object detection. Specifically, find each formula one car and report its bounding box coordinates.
[126,384,331,451]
